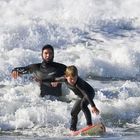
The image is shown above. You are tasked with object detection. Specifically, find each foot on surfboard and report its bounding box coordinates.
[69,123,106,136]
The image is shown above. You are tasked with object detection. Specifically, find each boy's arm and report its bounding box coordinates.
[55,76,66,82]
[41,76,65,83]
[75,84,96,107]
[50,76,66,87]
[76,85,100,115]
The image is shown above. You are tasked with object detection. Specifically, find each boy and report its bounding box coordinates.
[55,65,99,132]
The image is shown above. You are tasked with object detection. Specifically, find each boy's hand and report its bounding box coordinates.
[91,106,100,115]
[51,82,59,87]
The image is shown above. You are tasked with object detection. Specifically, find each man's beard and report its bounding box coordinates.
[43,57,54,63]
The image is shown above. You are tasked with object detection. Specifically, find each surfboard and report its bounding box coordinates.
[69,123,106,136]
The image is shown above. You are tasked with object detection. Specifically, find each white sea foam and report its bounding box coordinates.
[0,0,140,137]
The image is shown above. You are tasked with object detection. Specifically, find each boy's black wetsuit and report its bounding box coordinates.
[57,76,96,131]
[13,60,66,97]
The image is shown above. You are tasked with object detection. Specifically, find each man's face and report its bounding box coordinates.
[42,49,54,62]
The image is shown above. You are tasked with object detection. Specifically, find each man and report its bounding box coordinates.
[11,44,66,98]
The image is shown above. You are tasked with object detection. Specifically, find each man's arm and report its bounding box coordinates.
[11,66,31,79]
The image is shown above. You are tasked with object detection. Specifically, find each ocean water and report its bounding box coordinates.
[0,0,140,139]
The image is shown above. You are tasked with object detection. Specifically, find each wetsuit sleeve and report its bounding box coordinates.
[12,65,32,74]
[55,76,66,82]
[41,76,66,83]
[76,84,96,107]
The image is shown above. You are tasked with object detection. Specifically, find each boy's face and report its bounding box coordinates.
[65,75,78,86]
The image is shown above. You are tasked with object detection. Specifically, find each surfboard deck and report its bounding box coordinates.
[68,123,106,136]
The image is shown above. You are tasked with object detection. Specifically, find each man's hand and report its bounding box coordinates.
[11,71,21,79]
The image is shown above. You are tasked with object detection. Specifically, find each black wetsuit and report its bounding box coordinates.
[13,61,66,97]
[57,76,96,131]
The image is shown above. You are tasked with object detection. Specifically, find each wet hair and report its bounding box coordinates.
[42,44,54,53]
[65,65,78,77]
